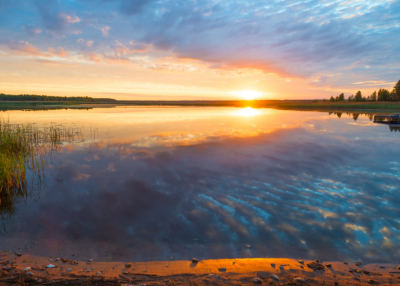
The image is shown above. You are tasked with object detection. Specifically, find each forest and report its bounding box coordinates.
[0,94,116,102]
[329,79,400,102]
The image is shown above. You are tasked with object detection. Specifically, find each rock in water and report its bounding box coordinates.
[192,258,199,263]
[253,278,261,283]
[125,263,132,267]
[271,274,279,280]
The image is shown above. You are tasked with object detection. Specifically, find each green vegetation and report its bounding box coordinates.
[0,120,62,227]
[0,93,116,103]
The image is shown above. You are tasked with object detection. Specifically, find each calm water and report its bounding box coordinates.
[1,107,399,263]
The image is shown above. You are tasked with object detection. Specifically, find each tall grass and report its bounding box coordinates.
[0,119,63,226]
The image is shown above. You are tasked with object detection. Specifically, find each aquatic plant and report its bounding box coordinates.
[0,119,63,226]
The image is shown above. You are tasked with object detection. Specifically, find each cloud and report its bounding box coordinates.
[1,39,50,57]
[23,26,42,37]
[33,0,81,33]
[48,47,68,57]
[101,26,110,36]
[119,0,157,16]
[102,52,130,64]
[83,51,101,63]
[113,40,151,55]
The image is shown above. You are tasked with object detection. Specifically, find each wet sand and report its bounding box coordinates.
[0,251,399,285]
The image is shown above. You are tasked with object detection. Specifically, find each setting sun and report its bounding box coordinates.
[232,90,263,100]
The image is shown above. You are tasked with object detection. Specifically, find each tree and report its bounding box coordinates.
[378,88,390,101]
[394,79,400,101]
[355,91,363,102]
[330,96,335,102]
[348,95,354,102]
[370,91,377,101]
[338,93,344,101]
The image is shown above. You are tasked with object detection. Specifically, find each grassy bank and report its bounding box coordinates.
[117,100,400,111]
[2,100,400,112]
[0,101,77,107]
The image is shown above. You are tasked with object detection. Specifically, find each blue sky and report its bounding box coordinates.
[0,0,399,99]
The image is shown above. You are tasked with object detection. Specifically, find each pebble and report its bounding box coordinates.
[315,260,320,263]
[27,272,33,276]
[253,278,262,283]
[293,277,306,282]
[192,258,199,263]
[271,274,279,280]
[279,265,285,269]
[355,261,362,266]
[89,259,93,262]
[215,275,220,279]
[96,272,100,275]
[326,264,332,267]
[298,260,304,264]
[343,262,348,264]
[379,265,385,268]
[47,264,55,268]
[15,252,22,256]
[125,263,132,267]
[271,263,275,267]
[56,258,60,261]
[397,266,400,270]
[23,267,31,272]
[67,269,72,272]
[2,267,11,271]
[246,245,251,248]
[218,267,226,272]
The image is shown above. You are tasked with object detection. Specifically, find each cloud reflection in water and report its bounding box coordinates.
[1,114,400,263]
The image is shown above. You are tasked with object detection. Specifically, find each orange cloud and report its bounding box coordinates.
[48,47,68,57]
[102,52,130,64]
[4,40,50,57]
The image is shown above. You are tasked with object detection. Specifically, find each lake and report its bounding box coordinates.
[1,106,399,264]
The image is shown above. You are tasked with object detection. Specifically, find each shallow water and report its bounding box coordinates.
[1,107,399,263]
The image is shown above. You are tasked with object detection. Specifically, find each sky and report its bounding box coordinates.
[0,0,399,100]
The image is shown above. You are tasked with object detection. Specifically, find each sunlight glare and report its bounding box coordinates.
[235,107,260,117]
[232,90,263,100]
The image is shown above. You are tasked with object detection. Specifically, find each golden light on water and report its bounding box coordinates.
[235,107,260,117]
[232,90,263,100]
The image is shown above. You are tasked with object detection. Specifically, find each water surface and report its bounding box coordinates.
[1,107,399,264]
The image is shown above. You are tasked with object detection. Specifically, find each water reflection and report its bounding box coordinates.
[0,108,399,264]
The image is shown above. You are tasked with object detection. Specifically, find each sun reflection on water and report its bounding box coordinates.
[235,107,261,117]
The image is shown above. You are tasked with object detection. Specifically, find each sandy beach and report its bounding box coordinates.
[0,252,399,285]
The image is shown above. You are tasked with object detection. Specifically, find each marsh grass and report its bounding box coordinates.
[0,119,70,227]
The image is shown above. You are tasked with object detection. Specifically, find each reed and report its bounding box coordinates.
[0,119,63,224]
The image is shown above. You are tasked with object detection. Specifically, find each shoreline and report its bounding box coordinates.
[2,100,400,113]
[1,252,398,285]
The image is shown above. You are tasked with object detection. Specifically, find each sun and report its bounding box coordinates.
[232,90,262,100]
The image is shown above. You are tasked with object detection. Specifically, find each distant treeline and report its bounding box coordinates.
[0,93,116,102]
[327,79,400,102]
